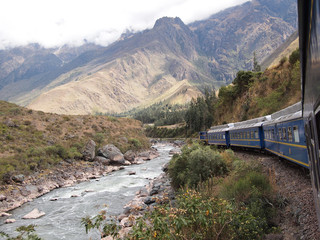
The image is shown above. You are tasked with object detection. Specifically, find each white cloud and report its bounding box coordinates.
[0,0,249,49]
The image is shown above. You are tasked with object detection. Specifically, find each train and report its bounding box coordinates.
[199,102,309,168]
[199,0,320,225]
[298,0,320,225]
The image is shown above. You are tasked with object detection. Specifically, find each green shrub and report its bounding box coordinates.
[168,144,228,188]
[94,133,105,147]
[90,189,269,240]
[129,138,142,150]
[289,48,300,66]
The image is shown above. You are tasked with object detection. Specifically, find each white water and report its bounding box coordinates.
[0,144,173,240]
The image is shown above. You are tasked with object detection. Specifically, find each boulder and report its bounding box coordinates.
[162,162,169,172]
[0,194,7,201]
[128,171,136,175]
[173,140,185,146]
[94,156,110,166]
[124,160,131,166]
[12,174,24,183]
[22,208,45,219]
[124,150,136,162]
[4,119,17,128]
[144,197,156,205]
[98,144,125,164]
[169,148,182,155]
[82,140,96,161]
[119,137,128,143]
[5,219,16,224]
[138,151,151,160]
[0,212,11,217]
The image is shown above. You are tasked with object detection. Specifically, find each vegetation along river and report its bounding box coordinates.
[0,144,174,239]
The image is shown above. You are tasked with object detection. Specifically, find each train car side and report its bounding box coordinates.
[263,116,309,168]
[207,124,230,147]
[199,131,208,144]
[229,126,264,149]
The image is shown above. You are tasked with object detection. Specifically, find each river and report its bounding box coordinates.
[0,144,174,240]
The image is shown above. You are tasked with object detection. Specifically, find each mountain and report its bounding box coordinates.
[0,0,298,115]
[260,31,299,70]
[190,0,297,81]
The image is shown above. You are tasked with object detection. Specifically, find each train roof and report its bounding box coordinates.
[270,102,302,119]
[264,110,302,125]
[229,116,271,130]
[208,123,234,133]
[263,102,302,125]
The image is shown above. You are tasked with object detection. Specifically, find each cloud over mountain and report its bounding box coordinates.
[0,0,248,49]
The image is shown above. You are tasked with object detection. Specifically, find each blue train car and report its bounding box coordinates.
[229,116,269,149]
[199,131,208,143]
[207,124,231,147]
[263,103,309,168]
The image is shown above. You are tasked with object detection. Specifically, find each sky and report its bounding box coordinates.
[0,0,248,49]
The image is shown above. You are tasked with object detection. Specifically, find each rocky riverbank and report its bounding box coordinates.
[0,143,159,216]
[102,167,174,239]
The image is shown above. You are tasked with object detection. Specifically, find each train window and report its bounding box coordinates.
[278,129,282,140]
[288,127,293,142]
[223,134,225,139]
[293,126,299,142]
[268,130,271,139]
[254,130,258,139]
[250,131,253,139]
[282,128,287,141]
[271,129,274,140]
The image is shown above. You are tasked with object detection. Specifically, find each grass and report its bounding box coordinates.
[0,100,150,184]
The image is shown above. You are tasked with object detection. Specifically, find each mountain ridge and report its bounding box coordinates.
[0,0,298,114]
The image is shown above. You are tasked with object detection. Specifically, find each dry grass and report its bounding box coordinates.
[0,101,149,182]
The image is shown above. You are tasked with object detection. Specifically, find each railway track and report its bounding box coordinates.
[234,150,320,239]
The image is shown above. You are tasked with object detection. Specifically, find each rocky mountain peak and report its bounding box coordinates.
[153,17,185,29]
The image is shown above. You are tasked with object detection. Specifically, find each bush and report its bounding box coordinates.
[289,48,300,66]
[91,189,269,240]
[219,170,275,230]
[129,138,142,150]
[168,144,228,188]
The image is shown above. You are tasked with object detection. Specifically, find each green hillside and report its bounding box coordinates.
[214,48,301,124]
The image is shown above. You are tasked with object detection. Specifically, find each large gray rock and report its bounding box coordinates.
[82,140,96,161]
[124,150,136,162]
[98,144,125,164]
[138,151,151,160]
[22,208,45,219]
[0,194,6,201]
[12,174,24,183]
[94,156,110,166]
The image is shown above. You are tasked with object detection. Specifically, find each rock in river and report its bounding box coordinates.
[98,144,125,164]
[5,219,16,224]
[22,208,45,219]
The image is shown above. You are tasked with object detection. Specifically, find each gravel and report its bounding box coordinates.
[235,150,320,240]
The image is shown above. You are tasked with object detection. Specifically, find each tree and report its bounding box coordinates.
[253,51,261,72]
